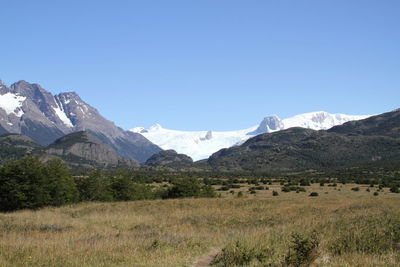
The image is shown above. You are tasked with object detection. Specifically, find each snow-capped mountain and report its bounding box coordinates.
[0,80,161,162]
[131,111,371,161]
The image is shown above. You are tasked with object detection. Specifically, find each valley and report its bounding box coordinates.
[1,182,399,267]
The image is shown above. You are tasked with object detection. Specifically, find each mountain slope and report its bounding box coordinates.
[0,80,161,162]
[0,134,41,163]
[144,149,193,168]
[131,112,371,161]
[206,110,400,173]
[43,131,139,168]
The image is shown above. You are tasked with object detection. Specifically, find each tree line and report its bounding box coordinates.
[0,157,215,212]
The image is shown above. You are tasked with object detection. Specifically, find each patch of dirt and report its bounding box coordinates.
[191,248,220,267]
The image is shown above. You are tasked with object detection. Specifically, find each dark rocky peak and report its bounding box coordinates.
[145,149,193,168]
[45,131,139,168]
[328,109,400,138]
[10,80,60,119]
[248,115,283,135]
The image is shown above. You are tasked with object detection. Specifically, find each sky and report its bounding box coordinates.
[1,0,399,131]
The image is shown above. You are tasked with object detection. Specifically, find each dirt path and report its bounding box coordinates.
[191,248,220,267]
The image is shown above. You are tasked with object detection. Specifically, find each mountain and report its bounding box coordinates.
[42,131,139,168]
[0,80,161,162]
[0,134,41,163]
[0,131,139,168]
[206,110,400,173]
[131,111,371,161]
[144,149,193,168]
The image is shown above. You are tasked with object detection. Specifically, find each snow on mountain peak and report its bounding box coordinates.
[0,92,26,117]
[148,123,163,132]
[130,111,372,161]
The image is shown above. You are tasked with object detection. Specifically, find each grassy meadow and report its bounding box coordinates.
[0,182,400,266]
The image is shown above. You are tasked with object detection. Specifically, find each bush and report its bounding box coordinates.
[285,232,319,266]
[374,192,379,196]
[166,178,215,198]
[213,240,270,266]
[390,186,400,193]
[309,192,319,197]
[218,186,230,191]
[351,187,360,192]
[0,157,78,211]
[272,190,279,196]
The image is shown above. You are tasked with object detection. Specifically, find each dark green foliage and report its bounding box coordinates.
[309,192,319,197]
[285,232,319,266]
[165,178,215,198]
[390,185,400,193]
[218,186,230,191]
[43,159,79,205]
[272,190,279,196]
[0,157,78,211]
[213,240,270,266]
[75,171,113,202]
[299,179,311,186]
[374,192,379,196]
[110,176,153,201]
[351,187,360,192]
[282,186,306,193]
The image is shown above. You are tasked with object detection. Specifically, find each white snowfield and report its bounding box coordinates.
[53,105,74,127]
[0,92,26,117]
[132,111,372,161]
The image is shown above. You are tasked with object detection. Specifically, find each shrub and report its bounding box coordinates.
[166,178,215,198]
[218,186,230,191]
[374,192,379,196]
[351,187,360,192]
[309,192,319,197]
[299,179,311,186]
[212,240,270,266]
[272,190,279,196]
[390,186,400,193]
[285,232,319,266]
[237,191,243,198]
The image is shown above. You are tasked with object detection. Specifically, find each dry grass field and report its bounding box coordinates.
[1,183,400,266]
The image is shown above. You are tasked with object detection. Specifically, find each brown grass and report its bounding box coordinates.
[0,183,399,266]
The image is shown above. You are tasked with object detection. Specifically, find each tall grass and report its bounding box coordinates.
[0,183,399,266]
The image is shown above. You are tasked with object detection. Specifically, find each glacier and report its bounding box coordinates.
[131,111,372,161]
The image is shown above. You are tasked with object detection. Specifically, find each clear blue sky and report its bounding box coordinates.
[1,0,399,131]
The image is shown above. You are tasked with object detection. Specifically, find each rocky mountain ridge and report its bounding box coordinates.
[206,110,400,173]
[0,131,139,168]
[0,80,161,162]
